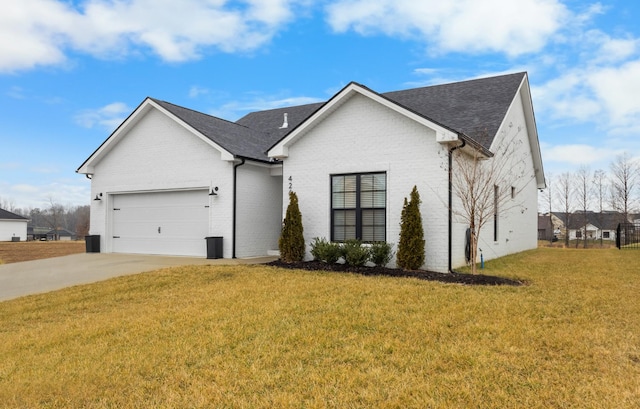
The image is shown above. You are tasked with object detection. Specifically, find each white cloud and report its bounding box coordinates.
[325,0,569,56]
[532,58,640,136]
[75,102,130,130]
[541,143,620,166]
[0,0,299,72]
[0,178,91,209]
[189,86,210,98]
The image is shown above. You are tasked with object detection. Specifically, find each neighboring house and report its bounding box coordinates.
[0,208,29,242]
[77,72,545,273]
[27,226,51,241]
[538,214,554,241]
[46,228,76,241]
[559,211,626,241]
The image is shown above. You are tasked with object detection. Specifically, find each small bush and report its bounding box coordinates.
[310,237,342,264]
[369,242,394,267]
[342,239,370,267]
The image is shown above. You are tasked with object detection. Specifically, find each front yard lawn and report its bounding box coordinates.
[0,247,638,408]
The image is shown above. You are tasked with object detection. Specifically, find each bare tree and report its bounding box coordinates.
[592,169,607,246]
[610,152,639,222]
[451,125,530,274]
[74,205,90,238]
[575,166,591,248]
[44,197,66,239]
[0,196,17,212]
[557,172,573,247]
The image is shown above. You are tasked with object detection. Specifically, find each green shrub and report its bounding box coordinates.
[342,239,370,267]
[279,191,305,263]
[369,242,394,267]
[310,237,342,264]
[397,186,425,270]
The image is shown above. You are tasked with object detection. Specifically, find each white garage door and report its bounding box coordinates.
[111,190,209,257]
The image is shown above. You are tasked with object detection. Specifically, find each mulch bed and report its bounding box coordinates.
[266,260,523,286]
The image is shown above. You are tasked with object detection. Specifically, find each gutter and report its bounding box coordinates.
[232,157,246,258]
[448,138,466,273]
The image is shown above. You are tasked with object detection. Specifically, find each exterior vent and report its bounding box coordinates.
[279,113,288,129]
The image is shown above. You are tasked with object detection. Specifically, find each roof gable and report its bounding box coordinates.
[383,72,525,150]
[77,98,262,174]
[267,81,462,159]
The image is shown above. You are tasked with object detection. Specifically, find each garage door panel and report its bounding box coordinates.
[111,190,209,256]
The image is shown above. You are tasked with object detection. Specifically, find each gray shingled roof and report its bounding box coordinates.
[235,102,324,149]
[151,99,275,162]
[0,208,28,220]
[556,211,628,230]
[153,73,526,161]
[382,72,525,150]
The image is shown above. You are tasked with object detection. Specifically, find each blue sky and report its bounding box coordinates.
[1,0,639,209]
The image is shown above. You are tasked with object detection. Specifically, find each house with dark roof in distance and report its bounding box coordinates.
[561,211,628,242]
[0,208,29,242]
[77,72,545,273]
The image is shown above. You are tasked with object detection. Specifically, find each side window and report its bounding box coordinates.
[331,173,386,242]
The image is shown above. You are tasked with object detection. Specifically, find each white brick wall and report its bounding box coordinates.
[280,93,452,272]
[0,220,28,241]
[451,90,539,268]
[235,163,283,257]
[90,108,235,256]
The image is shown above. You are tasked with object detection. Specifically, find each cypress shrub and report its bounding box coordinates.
[397,185,425,270]
[279,191,305,262]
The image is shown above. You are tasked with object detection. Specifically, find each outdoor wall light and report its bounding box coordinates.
[94,193,103,201]
[209,187,219,196]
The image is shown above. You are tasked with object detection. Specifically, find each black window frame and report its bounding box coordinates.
[330,172,386,243]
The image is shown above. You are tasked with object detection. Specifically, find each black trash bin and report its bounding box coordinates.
[85,235,101,253]
[205,236,223,259]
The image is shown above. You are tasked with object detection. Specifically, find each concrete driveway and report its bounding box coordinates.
[0,253,276,302]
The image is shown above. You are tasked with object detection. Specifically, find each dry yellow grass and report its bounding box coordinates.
[0,240,85,264]
[0,248,638,408]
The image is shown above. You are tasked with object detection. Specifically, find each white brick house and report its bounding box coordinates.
[0,208,28,242]
[77,72,545,272]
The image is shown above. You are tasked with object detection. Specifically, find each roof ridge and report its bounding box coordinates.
[383,71,526,94]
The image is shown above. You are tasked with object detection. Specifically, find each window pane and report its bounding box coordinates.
[361,174,373,191]
[373,191,385,208]
[333,210,356,242]
[362,209,385,242]
[332,175,357,209]
[360,173,386,208]
[332,175,344,193]
[373,173,386,190]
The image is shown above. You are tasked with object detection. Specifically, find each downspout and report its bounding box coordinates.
[448,139,466,273]
[232,157,246,259]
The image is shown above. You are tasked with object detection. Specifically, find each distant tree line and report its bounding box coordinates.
[541,152,640,247]
[0,196,90,238]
